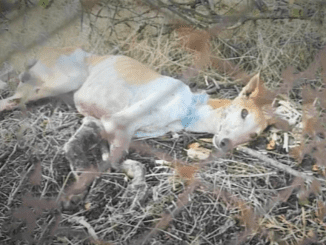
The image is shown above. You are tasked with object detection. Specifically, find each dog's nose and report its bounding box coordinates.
[213,135,232,152]
[219,138,232,152]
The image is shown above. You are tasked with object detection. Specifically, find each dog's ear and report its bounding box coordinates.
[238,73,276,108]
[238,73,263,99]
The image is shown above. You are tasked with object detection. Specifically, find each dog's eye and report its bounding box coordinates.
[241,109,248,119]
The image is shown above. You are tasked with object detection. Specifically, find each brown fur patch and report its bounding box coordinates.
[114,56,161,85]
[233,98,268,129]
[38,46,80,68]
[86,55,112,66]
[208,99,231,109]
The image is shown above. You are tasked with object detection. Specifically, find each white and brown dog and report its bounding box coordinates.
[0,47,274,178]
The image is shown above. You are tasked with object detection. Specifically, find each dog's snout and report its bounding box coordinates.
[213,136,232,152]
[219,138,231,151]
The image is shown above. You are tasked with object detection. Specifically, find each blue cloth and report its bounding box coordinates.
[181,93,209,129]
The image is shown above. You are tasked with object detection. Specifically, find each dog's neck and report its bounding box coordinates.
[182,103,219,134]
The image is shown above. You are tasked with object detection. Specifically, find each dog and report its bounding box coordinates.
[0,47,274,184]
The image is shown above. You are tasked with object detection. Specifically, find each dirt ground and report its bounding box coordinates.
[1,1,326,244]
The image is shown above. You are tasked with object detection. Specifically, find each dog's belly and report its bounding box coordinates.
[74,57,201,138]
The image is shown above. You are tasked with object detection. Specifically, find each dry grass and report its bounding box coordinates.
[1,0,326,244]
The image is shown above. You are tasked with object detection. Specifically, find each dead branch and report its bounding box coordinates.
[227,13,324,30]
[238,146,325,184]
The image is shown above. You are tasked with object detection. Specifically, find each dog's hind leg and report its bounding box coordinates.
[64,117,108,178]
[63,117,147,209]
[61,117,109,210]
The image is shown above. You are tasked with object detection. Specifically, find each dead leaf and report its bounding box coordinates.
[175,163,198,181]
[186,142,211,160]
[266,139,276,150]
[312,164,320,172]
[84,202,91,210]
[290,145,304,163]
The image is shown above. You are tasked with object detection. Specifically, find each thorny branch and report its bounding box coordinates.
[142,0,326,30]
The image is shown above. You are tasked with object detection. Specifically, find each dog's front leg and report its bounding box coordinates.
[100,116,148,207]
